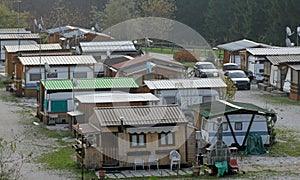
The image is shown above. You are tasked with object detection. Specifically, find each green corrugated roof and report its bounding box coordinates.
[41,78,139,90]
[189,100,275,118]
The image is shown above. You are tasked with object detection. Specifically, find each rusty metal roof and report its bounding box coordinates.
[92,105,187,127]
[266,55,300,65]
[19,55,96,65]
[145,78,226,90]
[4,43,62,53]
[0,33,40,40]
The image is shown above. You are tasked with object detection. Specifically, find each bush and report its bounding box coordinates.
[2,79,14,85]
[173,51,200,62]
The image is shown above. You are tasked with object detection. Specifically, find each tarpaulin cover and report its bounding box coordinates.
[243,133,267,155]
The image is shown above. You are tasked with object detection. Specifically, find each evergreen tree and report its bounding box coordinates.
[204,0,235,46]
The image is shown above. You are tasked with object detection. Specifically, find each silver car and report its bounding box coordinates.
[194,62,219,78]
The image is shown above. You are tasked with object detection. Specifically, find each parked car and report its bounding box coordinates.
[253,73,264,83]
[223,63,254,82]
[223,63,239,71]
[194,62,219,78]
[224,70,251,90]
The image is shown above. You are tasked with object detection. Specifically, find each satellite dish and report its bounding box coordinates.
[72,78,79,87]
[75,46,80,55]
[286,37,292,47]
[95,23,100,32]
[34,19,38,26]
[45,63,52,74]
[145,37,153,47]
[286,26,293,36]
[38,24,43,32]
[297,27,300,36]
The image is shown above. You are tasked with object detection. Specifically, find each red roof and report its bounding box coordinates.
[112,55,185,70]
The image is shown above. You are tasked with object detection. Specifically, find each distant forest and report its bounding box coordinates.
[2,0,300,47]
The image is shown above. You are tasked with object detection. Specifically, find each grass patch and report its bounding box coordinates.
[0,92,19,102]
[180,62,195,68]
[258,94,300,106]
[142,47,182,54]
[0,80,4,88]
[267,128,300,157]
[36,132,97,179]
[38,146,76,170]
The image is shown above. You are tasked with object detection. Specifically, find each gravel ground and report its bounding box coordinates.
[234,84,300,179]
[0,89,75,180]
[0,83,300,179]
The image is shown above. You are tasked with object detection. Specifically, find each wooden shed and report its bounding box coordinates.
[72,105,195,170]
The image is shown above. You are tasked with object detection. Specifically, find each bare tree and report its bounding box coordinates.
[0,135,32,180]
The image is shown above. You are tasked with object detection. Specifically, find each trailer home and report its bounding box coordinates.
[190,100,276,148]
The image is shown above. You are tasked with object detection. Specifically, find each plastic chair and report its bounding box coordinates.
[169,150,181,170]
[134,157,144,170]
[148,155,159,170]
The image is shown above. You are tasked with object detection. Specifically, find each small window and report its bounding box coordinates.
[292,69,299,84]
[159,132,174,146]
[213,122,228,131]
[29,74,41,81]
[164,96,176,104]
[74,72,87,78]
[130,133,146,147]
[235,122,242,130]
[223,122,228,131]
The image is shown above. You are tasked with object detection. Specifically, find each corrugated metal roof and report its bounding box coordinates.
[80,41,137,53]
[0,28,30,34]
[247,47,300,56]
[190,100,275,118]
[19,55,96,65]
[0,33,40,40]
[75,92,159,103]
[41,78,139,90]
[145,78,227,90]
[217,39,271,51]
[266,55,300,65]
[0,40,37,60]
[4,43,62,53]
[92,105,187,127]
[289,64,300,70]
[0,40,37,46]
[46,25,111,38]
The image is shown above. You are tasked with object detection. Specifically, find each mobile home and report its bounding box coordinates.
[190,100,276,148]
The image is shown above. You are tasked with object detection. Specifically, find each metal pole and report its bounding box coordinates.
[81,130,85,180]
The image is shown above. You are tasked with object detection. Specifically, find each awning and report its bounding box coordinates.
[126,126,179,134]
[67,110,84,117]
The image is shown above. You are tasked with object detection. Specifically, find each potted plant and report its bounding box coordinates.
[98,170,106,179]
[192,163,201,176]
[2,79,14,91]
